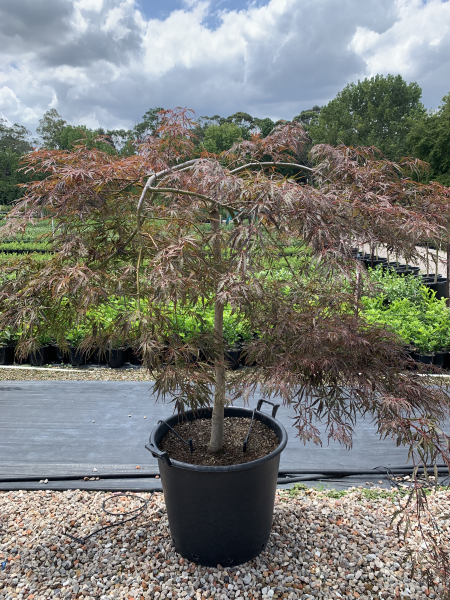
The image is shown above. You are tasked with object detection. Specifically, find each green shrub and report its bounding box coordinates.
[362,269,450,352]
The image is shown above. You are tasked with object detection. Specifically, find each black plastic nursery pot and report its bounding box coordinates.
[433,351,446,368]
[90,348,107,365]
[29,345,53,366]
[444,352,450,370]
[423,278,448,300]
[225,348,242,370]
[69,347,86,366]
[365,258,386,268]
[146,403,288,567]
[0,345,14,366]
[108,349,125,368]
[418,353,434,365]
[395,268,415,276]
[54,344,70,364]
[128,348,143,366]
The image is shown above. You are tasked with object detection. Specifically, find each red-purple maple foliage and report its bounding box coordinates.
[1,109,450,588]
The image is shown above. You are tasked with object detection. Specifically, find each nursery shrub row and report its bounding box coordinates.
[363,266,450,365]
[0,241,51,252]
[1,254,449,370]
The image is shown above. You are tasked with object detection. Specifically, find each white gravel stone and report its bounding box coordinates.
[1,487,448,599]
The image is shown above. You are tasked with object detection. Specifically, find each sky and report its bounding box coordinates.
[0,0,449,133]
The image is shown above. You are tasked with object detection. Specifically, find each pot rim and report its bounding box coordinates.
[148,406,288,473]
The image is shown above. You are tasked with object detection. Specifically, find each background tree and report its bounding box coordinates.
[407,92,450,186]
[56,124,118,155]
[224,112,255,136]
[105,128,136,156]
[309,74,425,159]
[293,105,321,132]
[36,109,67,149]
[133,107,164,139]
[0,118,34,205]
[253,117,275,138]
[203,121,245,153]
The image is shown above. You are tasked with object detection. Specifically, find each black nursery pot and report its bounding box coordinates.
[29,345,53,366]
[418,353,434,365]
[443,352,450,370]
[146,404,288,567]
[54,344,70,364]
[423,278,448,300]
[433,351,446,368]
[225,348,242,370]
[108,348,124,368]
[69,346,86,366]
[0,345,14,366]
[128,348,143,366]
[89,348,107,365]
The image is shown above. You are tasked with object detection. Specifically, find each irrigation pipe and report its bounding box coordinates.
[0,465,447,485]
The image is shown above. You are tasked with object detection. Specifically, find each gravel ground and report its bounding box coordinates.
[2,366,449,385]
[1,487,449,600]
[0,366,152,382]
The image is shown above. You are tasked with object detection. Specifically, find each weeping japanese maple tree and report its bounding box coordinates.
[1,108,450,582]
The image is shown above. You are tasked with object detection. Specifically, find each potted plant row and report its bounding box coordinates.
[362,273,450,369]
[357,248,449,299]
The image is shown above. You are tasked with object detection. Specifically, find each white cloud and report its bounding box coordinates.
[102,0,138,40]
[0,0,449,132]
[75,0,104,11]
[349,0,450,106]
[0,86,20,114]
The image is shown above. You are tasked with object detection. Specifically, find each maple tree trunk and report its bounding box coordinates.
[208,208,226,453]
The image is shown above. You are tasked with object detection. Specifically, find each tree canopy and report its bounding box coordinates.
[1,75,449,206]
[36,109,67,149]
[0,119,34,205]
[203,121,245,153]
[407,92,450,186]
[309,74,425,159]
[293,105,321,132]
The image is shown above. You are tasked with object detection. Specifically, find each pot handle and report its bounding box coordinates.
[145,443,172,466]
[256,399,280,418]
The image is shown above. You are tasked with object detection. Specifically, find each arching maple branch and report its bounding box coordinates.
[229,161,313,175]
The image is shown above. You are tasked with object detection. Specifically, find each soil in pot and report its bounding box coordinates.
[159,416,279,466]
